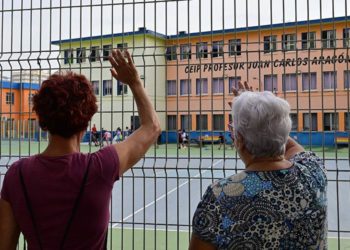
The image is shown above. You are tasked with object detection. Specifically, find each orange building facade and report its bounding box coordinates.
[0,81,39,138]
[165,17,350,134]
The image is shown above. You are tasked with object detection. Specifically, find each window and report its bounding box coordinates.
[181,115,192,130]
[263,35,277,53]
[117,43,128,49]
[167,80,177,96]
[103,45,112,61]
[180,44,191,60]
[345,112,350,130]
[90,46,100,62]
[180,79,191,95]
[91,80,99,95]
[322,30,336,48]
[116,80,128,95]
[64,49,73,64]
[76,47,86,63]
[302,73,317,91]
[264,75,278,92]
[282,34,297,51]
[212,41,224,58]
[228,77,241,93]
[196,78,208,95]
[213,114,225,131]
[345,70,350,89]
[6,92,14,105]
[196,42,208,59]
[212,78,224,94]
[323,113,338,131]
[103,80,112,96]
[166,46,177,61]
[301,32,316,50]
[323,71,337,89]
[303,113,317,131]
[196,114,208,130]
[167,115,177,131]
[229,39,241,56]
[290,114,298,131]
[282,74,297,91]
[343,28,350,48]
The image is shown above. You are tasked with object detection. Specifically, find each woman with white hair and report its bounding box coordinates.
[189,83,327,249]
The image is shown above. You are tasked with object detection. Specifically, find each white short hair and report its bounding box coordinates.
[232,91,291,158]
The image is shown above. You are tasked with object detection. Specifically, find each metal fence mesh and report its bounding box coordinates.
[0,0,350,249]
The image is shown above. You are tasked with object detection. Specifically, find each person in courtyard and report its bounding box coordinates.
[0,49,161,249]
[91,124,99,146]
[178,129,183,149]
[189,82,327,250]
[123,126,130,140]
[218,132,225,150]
[103,130,112,146]
[113,127,123,143]
[181,129,188,148]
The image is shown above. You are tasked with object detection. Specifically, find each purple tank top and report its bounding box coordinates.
[1,145,119,250]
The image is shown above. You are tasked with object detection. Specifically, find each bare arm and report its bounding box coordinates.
[109,49,161,175]
[0,199,20,250]
[189,234,216,250]
[284,136,305,160]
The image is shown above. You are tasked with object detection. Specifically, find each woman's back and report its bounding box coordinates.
[192,152,327,249]
[1,146,119,250]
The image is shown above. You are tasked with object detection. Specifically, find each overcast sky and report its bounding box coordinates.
[0,0,350,75]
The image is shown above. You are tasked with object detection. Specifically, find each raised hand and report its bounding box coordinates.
[108,49,140,86]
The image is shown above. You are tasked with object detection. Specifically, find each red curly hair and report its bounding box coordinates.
[33,71,98,138]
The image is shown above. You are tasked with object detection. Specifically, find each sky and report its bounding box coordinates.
[0,0,350,75]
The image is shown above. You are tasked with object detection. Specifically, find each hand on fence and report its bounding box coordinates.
[109,49,140,86]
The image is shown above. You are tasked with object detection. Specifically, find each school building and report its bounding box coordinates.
[49,16,350,144]
[51,28,167,132]
[165,16,350,137]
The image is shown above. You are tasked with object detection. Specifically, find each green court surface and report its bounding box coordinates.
[0,140,349,159]
[16,229,350,249]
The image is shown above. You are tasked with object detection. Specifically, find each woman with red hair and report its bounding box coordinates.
[0,49,161,249]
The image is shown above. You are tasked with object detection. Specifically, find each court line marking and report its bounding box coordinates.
[112,159,223,228]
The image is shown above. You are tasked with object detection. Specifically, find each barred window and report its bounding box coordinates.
[196,42,208,59]
[166,46,177,61]
[76,47,86,63]
[302,73,317,91]
[90,46,100,62]
[301,32,316,50]
[116,80,128,95]
[180,44,191,60]
[64,49,73,64]
[196,78,208,95]
[212,78,224,94]
[196,114,208,130]
[181,115,192,130]
[282,74,297,91]
[213,114,225,131]
[103,45,112,61]
[229,39,241,56]
[212,41,224,58]
[6,92,14,105]
[167,80,177,96]
[103,80,112,96]
[180,79,191,95]
[264,75,278,92]
[167,115,177,131]
[290,114,298,131]
[323,113,338,131]
[282,34,297,51]
[91,81,99,96]
[322,30,336,49]
[263,35,277,53]
[303,113,318,131]
[323,71,337,89]
[229,77,241,93]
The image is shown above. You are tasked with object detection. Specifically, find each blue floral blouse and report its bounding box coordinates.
[192,152,327,249]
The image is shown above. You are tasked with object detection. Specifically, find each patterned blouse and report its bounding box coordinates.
[192,152,327,249]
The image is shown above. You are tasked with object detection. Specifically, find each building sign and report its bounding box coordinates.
[184,54,350,73]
